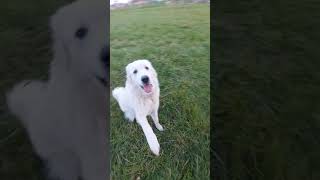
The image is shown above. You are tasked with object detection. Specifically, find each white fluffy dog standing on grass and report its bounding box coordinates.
[112,60,164,156]
[6,1,109,180]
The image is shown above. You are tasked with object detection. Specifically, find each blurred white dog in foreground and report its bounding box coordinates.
[6,1,109,180]
[112,60,164,156]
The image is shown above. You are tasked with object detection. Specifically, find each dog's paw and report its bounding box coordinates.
[149,141,160,156]
[155,124,164,131]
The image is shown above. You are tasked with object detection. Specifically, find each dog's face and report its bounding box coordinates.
[126,60,158,95]
[50,0,108,84]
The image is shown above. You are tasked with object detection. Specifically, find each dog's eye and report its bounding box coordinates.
[75,27,88,39]
[145,66,149,70]
[133,70,137,74]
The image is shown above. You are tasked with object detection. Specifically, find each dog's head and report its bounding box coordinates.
[50,0,108,85]
[126,60,158,95]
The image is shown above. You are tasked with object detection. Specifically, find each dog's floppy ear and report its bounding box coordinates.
[49,10,71,74]
[125,62,139,87]
[125,63,133,81]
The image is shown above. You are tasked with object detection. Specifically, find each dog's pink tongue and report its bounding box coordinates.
[143,84,153,93]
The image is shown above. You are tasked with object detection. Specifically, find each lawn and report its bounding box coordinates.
[213,0,320,179]
[110,4,210,179]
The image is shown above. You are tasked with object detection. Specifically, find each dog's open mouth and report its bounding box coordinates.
[141,84,153,93]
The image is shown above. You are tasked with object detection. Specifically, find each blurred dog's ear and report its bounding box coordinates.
[49,10,71,76]
[125,63,132,82]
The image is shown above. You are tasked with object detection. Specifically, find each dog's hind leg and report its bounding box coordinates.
[151,110,163,131]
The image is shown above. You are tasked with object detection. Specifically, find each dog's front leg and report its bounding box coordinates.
[151,110,164,131]
[136,115,160,156]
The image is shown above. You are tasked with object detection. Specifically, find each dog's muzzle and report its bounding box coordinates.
[141,75,149,84]
[95,46,109,87]
[140,76,152,93]
[101,46,109,68]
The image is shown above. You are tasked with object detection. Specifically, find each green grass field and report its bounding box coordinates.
[213,0,320,179]
[110,4,210,179]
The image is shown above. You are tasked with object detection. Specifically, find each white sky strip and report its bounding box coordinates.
[110,0,131,5]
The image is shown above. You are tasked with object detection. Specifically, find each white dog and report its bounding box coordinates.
[6,1,109,180]
[112,60,164,156]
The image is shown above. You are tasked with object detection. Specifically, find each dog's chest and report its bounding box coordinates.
[139,98,155,115]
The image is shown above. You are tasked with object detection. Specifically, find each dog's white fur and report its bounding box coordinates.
[6,1,109,180]
[112,60,164,156]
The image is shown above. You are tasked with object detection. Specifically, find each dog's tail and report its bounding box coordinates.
[6,80,46,125]
[112,87,125,102]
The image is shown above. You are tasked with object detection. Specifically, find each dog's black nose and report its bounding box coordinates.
[101,46,109,67]
[141,76,149,84]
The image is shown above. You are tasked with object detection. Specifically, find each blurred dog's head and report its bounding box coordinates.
[126,60,158,95]
[50,0,108,85]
